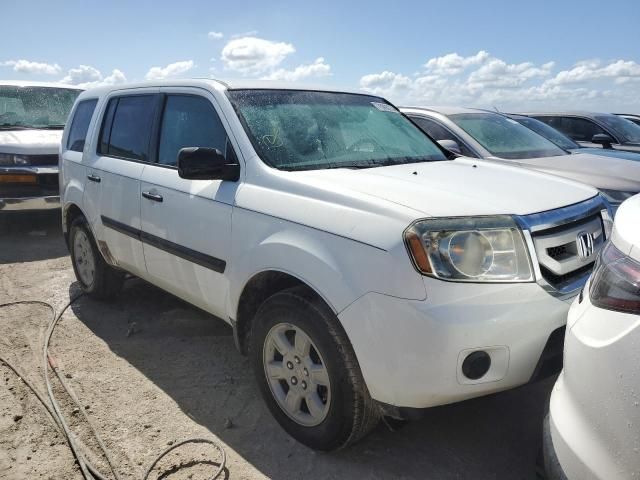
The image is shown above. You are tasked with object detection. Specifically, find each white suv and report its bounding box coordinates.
[60,80,610,450]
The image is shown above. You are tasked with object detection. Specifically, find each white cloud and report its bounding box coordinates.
[360,51,640,111]
[221,36,295,74]
[145,60,194,80]
[424,51,489,76]
[468,59,554,88]
[546,59,640,86]
[1,59,61,75]
[60,65,102,85]
[60,65,127,89]
[208,31,223,40]
[262,57,331,81]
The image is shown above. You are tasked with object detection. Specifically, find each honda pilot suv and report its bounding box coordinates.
[60,80,610,450]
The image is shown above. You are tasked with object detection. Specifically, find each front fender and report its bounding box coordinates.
[227,208,426,320]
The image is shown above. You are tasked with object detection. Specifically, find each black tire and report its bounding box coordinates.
[69,216,124,300]
[250,286,380,451]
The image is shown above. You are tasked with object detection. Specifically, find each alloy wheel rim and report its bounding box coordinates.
[263,323,331,427]
[73,230,95,287]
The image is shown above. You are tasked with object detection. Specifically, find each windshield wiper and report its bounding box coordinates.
[37,124,65,130]
[281,156,443,171]
[0,125,29,130]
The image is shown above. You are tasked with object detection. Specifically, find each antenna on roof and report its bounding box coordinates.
[493,105,502,113]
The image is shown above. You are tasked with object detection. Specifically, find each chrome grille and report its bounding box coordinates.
[516,196,609,297]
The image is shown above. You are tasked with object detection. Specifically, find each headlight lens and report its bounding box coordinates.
[0,153,16,166]
[404,216,534,282]
[0,153,31,166]
[599,189,637,205]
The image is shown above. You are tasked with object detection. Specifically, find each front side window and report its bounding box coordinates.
[0,86,80,129]
[66,99,98,152]
[595,115,640,144]
[411,116,477,157]
[158,95,230,166]
[228,90,446,171]
[99,95,157,161]
[449,113,567,159]
[512,116,579,151]
[535,116,605,143]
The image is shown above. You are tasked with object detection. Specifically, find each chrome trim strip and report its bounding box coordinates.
[514,195,606,233]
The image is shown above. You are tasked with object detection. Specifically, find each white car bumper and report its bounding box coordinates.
[338,277,574,409]
[546,286,640,480]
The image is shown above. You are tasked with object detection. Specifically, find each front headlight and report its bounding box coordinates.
[0,153,31,166]
[404,216,534,282]
[599,189,636,205]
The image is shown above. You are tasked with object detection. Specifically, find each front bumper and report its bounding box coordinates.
[338,278,574,409]
[0,165,60,211]
[0,195,60,211]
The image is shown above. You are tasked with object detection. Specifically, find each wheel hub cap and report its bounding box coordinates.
[263,323,331,427]
[73,231,95,287]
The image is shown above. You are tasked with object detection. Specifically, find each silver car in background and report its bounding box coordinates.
[401,106,640,212]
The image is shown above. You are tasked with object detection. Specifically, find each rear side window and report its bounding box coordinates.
[157,95,230,166]
[98,95,157,161]
[66,99,97,152]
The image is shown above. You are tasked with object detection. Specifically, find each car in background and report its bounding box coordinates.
[544,193,640,480]
[0,81,82,212]
[520,111,640,154]
[401,107,640,213]
[614,113,640,126]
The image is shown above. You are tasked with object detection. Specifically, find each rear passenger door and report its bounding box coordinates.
[61,98,98,214]
[87,90,160,277]
[139,89,238,318]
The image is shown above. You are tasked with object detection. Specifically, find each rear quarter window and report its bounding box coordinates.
[66,99,98,152]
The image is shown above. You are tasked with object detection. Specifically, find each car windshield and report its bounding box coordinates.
[227,89,447,171]
[595,115,640,144]
[512,116,579,150]
[450,112,568,159]
[0,86,81,129]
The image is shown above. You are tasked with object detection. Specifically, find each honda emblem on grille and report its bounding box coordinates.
[576,231,595,259]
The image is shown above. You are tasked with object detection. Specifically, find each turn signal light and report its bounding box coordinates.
[0,174,37,184]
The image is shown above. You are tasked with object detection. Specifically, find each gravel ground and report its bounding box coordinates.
[0,211,552,479]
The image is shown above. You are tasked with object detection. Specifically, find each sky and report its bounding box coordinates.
[2,0,640,112]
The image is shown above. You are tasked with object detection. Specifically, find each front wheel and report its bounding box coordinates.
[69,216,124,300]
[250,286,379,451]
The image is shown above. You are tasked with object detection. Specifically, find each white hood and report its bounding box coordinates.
[295,158,598,217]
[0,129,62,154]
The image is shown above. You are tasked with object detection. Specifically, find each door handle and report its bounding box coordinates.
[142,191,163,202]
[87,174,101,183]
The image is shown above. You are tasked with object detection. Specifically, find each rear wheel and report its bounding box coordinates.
[69,216,124,300]
[250,286,379,451]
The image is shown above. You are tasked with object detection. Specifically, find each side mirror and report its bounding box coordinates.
[437,139,462,155]
[591,133,614,149]
[177,147,240,181]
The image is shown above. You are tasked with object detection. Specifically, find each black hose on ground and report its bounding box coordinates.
[0,297,227,480]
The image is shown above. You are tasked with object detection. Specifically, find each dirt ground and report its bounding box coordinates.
[0,211,553,480]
